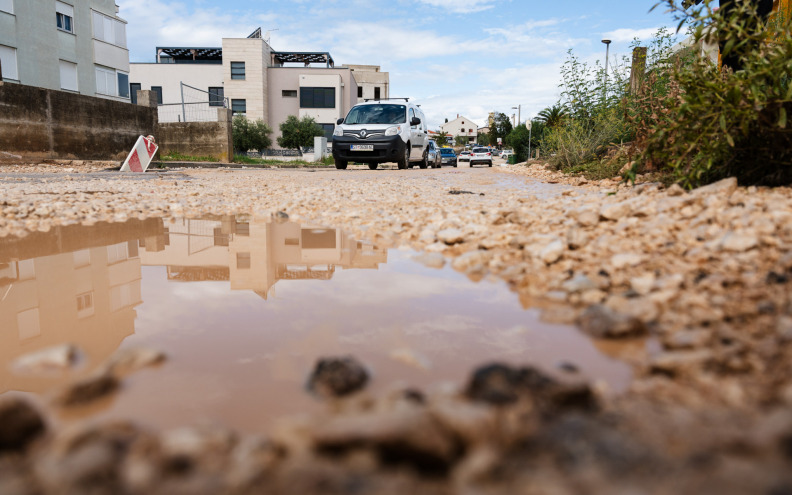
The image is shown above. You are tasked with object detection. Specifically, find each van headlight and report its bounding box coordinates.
[333,127,343,137]
[385,125,401,136]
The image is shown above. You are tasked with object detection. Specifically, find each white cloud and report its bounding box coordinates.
[602,27,660,43]
[415,0,498,14]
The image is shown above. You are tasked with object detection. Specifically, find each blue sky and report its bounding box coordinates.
[117,0,679,129]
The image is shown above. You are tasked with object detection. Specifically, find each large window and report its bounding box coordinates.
[282,90,297,98]
[129,82,141,104]
[151,86,163,104]
[117,71,129,98]
[56,2,73,33]
[0,0,13,14]
[230,61,245,80]
[0,44,18,81]
[208,87,224,106]
[231,99,246,116]
[299,87,335,109]
[59,60,78,91]
[374,86,381,99]
[95,65,128,98]
[92,10,126,47]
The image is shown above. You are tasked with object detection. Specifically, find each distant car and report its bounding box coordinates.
[500,150,514,160]
[470,147,493,167]
[425,140,442,169]
[439,147,457,166]
[458,151,472,163]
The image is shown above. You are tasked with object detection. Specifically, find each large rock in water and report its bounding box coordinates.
[307,356,369,398]
[0,397,46,452]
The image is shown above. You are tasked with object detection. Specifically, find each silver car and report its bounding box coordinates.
[425,140,442,169]
[469,147,493,167]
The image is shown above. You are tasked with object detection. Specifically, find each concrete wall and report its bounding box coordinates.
[157,108,233,162]
[0,81,157,161]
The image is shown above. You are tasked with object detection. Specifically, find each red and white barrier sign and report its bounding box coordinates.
[120,135,158,172]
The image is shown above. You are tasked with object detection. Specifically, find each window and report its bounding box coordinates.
[374,86,381,99]
[73,249,91,267]
[230,61,245,80]
[129,82,141,104]
[282,89,297,98]
[59,60,78,91]
[92,10,126,47]
[209,87,224,106]
[151,86,162,104]
[17,259,35,280]
[76,291,94,318]
[0,0,13,14]
[106,242,129,264]
[236,252,251,269]
[299,87,335,109]
[95,66,117,96]
[117,71,129,98]
[231,99,246,116]
[56,2,73,33]
[0,44,18,81]
[357,86,362,98]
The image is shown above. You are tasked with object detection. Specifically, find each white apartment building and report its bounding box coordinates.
[441,115,479,143]
[0,0,130,101]
[128,29,384,146]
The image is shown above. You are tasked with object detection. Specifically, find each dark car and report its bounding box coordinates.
[439,147,457,167]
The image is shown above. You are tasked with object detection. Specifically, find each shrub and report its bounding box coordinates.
[641,0,792,187]
[232,115,272,153]
[545,108,628,170]
[277,115,325,154]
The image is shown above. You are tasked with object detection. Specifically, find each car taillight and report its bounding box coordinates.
[487,153,491,156]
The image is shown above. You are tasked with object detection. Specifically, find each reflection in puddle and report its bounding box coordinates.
[0,216,633,433]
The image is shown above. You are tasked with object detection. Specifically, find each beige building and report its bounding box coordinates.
[0,0,130,101]
[441,115,478,143]
[128,29,383,146]
[343,64,389,103]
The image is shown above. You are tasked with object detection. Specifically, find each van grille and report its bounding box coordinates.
[343,130,386,139]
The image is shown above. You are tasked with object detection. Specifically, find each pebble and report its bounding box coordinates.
[306,356,369,398]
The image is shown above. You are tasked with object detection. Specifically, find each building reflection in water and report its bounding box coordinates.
[0,216,386,394]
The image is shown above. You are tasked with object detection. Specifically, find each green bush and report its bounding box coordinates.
[545,108,628,170]
[505,124,531,162]
[232,115,272,153]
[277,115,325,154]
[641,1,792,187]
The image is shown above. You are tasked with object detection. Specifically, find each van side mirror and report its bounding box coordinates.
[336,118,344,125]
[410,117,421,126]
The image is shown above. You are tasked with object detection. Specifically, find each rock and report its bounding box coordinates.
[566,227,589,250]
[12,344,80,374]
[307,356,369,398]
[437,228,465,245]
[629,274,656,296]
[562,274,598,293]
[691,177,738,198]
[451,250,487,272]
[666,183,685,196]
[719,231,758,252]
[650,350,713,376]
[465,363,525,405]
[777,316,792,342]
[665,329,711,349]
[0,397,46,452]
[600,200,633,221]
[578,304,646,338]
[540,240,564,265]
[57,371,120,406]
[573,206,600,227]
[412,252,445,269]
[106,348,167,377]
[610,253,645,269]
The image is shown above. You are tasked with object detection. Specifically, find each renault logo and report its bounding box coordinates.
[359,130,367,138]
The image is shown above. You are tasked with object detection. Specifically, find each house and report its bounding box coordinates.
[342,64,389,103]
[0,0,130,101]
[128,29,385,145]
[441,115,478,143]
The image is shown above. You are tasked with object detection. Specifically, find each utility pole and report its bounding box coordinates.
[602,39,611,101]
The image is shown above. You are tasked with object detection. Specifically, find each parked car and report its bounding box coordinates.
[439,147,457,167]
[500,149,514,160]
[332,99,429,170]
[458,151,472,163]
[469,147,493,167]
[424,140,442,169]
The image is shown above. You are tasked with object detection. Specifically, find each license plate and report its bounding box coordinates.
[350,145,374,151]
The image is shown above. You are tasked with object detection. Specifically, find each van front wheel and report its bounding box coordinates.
[397,146,409,170]
[368,162,378,170]
[335,159,348,170]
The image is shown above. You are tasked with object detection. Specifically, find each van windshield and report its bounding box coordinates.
[344,104,406,125]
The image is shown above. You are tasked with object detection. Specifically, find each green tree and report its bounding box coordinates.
[489,113,513,147]
[455,135,469,145]
[537,105,568,129]
[476,133,491,146]
[232,115,273,153]
[505,124,532,162]
[434,130,450,146]
[277,115,324,155]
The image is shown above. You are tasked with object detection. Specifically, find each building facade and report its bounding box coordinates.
[441,115,478,143]
[128,30,373,146]
[344,64,389,103]
[0,0,130,101]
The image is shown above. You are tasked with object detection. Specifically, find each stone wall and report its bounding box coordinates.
[157,108,233,162]
[0,82,157,161]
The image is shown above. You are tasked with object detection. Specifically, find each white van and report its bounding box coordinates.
[332,99,430,170]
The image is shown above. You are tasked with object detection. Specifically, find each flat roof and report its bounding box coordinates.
[156,47,223,62]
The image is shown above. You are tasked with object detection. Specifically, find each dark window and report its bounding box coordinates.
[208,86,224,106]
[231,99,246,116]
[299,87,335,109]
[56,13,73,33]
[235,222,250,236]
[374,86,381,99]
[230,61,245,80]
[117,72,129,98]
[357,86,362,98]
[130,83,141,104]
[151,86,163,105]
[319,124,334,140]
[282,90,297,97]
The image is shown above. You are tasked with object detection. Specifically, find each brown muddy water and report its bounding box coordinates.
[0,216,633,434]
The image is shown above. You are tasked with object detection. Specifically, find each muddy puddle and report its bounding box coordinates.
[0,216,634,434]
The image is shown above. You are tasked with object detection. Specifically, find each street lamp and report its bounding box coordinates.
[527,119,532,160]
[512,105,521,127]
[602,39,611,99]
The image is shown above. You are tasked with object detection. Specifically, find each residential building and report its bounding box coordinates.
[128,29,369,146]
[343,64,389,103]
[0,0,130,101]
[441,115,478,143]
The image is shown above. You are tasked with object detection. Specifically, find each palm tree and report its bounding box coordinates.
[537,105,568,129]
